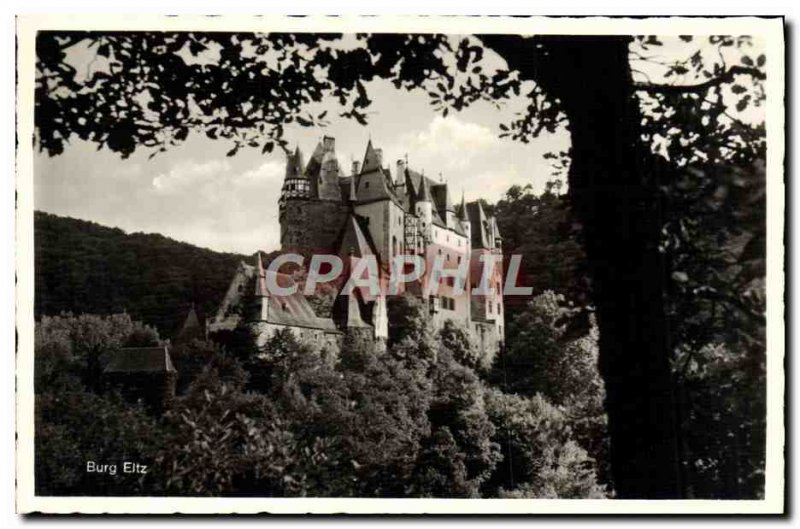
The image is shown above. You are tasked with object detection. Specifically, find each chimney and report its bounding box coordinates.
[396,159,406,178]
[323,135,335,152]
[374,148,383,168]
[352,160,361,176]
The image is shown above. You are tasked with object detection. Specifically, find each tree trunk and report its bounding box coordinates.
[481,35,682,498]
[552,36,682,498]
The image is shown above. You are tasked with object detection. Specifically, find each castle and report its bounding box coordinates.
[209,136,505,362]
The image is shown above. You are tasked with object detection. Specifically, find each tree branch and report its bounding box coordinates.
[635,65,766,95]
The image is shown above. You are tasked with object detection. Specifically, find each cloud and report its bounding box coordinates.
[152,159,231,193]
[144,158,286,253]
[392,115,500,171]
[152,159,284,193]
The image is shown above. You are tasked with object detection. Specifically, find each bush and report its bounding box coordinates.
[483,389,606,498]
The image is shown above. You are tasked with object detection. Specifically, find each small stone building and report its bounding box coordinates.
[103,346,177,413]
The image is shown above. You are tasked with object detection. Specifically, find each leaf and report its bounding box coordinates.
[741,55,754,66]
[679,35,694,42]
[736,96,750,112]
[757,54,766,67]
[189,41,207,56]
[730,84,747,94]
[672,271,689,283]
[97,43,110,58]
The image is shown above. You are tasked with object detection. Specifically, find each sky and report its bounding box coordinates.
[34,34,763,255]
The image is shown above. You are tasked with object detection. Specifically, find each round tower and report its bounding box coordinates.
[279,147,312,250]
[415,176,433,241]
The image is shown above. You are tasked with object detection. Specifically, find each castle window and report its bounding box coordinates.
[488,303,493,314]
[457,256,462,264]
[497,303,501,314]
[365,182,370,189]
[446,253,450,262]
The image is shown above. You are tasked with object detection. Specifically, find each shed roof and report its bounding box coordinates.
[104,346,176,374]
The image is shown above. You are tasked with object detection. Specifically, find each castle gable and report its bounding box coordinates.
[262,271,338,331]
[336,214,379,260]
[467,201,491,249]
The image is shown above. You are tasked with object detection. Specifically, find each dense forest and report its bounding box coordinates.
[35,299,609,498]
[33,174,765,498]
[32,30,773,498]
[34,211,245,336]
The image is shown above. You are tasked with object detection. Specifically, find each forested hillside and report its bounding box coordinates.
[34,211,246,336]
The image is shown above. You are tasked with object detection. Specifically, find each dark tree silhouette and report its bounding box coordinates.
[34,30,767,498]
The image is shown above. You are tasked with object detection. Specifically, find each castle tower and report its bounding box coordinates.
[278,143,350,254]
[279,147,310,213]
[415,176,433,238]
[278,147,312,250]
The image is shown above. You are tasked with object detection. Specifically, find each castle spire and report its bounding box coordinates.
[361,139,382,173]
[285,146,305,179]
[457,190,468,221]
[417,175,432,203]
[349,172,357,202]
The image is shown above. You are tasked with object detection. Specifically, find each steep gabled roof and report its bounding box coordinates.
[356,167,394,202]
[360,139,382,174]
[105,346,176,374]
[304,141,325,178]
[431,183,454,213]
[262,271,338,331]
[337,214,379,261]
[466,201,491,249]
[175,304,204,343]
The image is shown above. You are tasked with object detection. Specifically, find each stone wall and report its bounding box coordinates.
[251,321,343,363]
[280,199,349,254]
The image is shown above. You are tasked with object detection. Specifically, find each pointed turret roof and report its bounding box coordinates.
[457,191,468,221]
[175,303,205,343]
[417,174,432,203]
[348,172,357,202]
[285,146,306,179]
[304,141,325,178]
[361,139,382,174]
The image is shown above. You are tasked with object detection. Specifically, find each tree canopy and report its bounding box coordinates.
[33,29,769,499]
